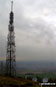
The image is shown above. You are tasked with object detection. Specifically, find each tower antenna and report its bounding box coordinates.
[11,1,13,11]
[6,1,16,77]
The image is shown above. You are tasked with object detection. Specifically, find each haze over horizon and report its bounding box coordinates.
[0,0,56,61]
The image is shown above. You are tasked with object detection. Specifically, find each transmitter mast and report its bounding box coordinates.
[6,1,16,77]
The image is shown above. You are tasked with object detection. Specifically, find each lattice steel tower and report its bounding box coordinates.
[6,1,16,77]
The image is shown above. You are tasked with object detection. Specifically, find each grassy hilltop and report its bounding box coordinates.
[0,76,40,87]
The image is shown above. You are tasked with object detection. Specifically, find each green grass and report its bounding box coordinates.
[18,72,56,80]
[36,72,56,79]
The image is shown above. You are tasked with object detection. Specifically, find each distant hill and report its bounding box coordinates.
[1,60,56,73]
[16,61,56,73]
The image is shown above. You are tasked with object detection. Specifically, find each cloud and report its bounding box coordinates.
[0,0,56,61]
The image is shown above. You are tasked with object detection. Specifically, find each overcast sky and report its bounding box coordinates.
[0,0,56,61]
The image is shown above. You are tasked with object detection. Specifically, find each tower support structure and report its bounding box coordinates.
[6,1,16,77]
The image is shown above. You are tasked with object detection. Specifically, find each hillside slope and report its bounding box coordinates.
[0,76,40,87]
